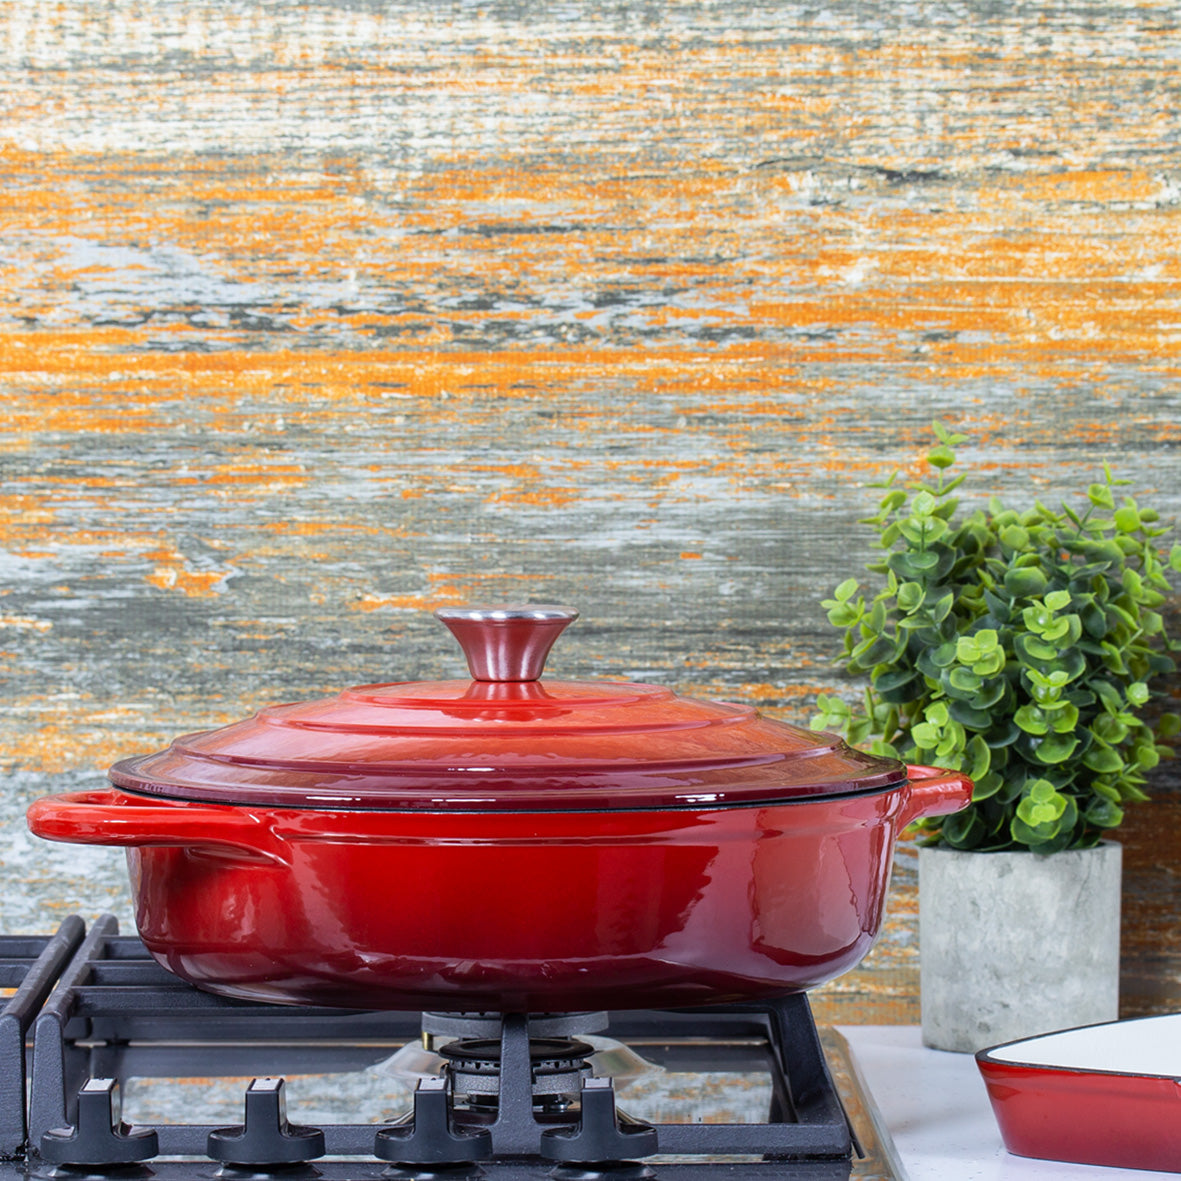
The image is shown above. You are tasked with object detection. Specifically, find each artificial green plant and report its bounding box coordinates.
[813,424,1181,852]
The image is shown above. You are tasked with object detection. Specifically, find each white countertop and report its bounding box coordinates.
[839,1025,1179,1181]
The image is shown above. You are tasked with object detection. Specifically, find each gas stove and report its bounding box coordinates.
[0,917,898,1181]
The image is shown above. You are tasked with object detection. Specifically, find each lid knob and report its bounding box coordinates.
[434,605,580,682]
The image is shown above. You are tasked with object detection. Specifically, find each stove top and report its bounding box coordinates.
[1,917,899,1181]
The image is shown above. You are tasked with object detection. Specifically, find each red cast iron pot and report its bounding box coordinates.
[27,606,971,1012]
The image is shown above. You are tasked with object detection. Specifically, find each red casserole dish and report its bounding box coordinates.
[27,605,972,1012]
[977,1014,1181,1173]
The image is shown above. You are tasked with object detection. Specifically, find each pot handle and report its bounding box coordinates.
[27,790,292,865]
[900,764,974,827]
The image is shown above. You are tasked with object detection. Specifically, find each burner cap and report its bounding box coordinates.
[423,1012,608,1039]
[440,1036,595,1071]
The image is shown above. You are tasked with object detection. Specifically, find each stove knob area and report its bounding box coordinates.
[540,1077,658,1165]
[435,605,579,681]
[206,1077,326,1167]
[39,1078,159,1166]
[374,1075,493,1166]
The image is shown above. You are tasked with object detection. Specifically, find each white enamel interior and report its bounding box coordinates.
[986,1013,1181,1076]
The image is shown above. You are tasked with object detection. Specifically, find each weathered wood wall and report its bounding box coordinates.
[2,1,1178,1022]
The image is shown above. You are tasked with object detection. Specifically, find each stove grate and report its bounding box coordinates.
[8,915,861,1180]
[0,916,86,1156]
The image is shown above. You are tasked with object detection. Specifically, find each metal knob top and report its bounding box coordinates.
[434,605,580,682]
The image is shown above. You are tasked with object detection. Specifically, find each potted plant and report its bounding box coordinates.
[812,424,1181,1051]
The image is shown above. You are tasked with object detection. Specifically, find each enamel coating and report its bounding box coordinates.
[26,767,969,1011]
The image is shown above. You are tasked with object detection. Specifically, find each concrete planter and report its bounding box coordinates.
[919,841,1122,1053]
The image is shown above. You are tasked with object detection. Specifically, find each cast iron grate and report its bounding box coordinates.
[0,916,86,1157]
[16,915,856,1180]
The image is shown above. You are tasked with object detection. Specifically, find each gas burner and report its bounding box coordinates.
[385,1015,658,1095]
[438,1035,594,1122]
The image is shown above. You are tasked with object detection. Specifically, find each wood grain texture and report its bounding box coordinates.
[1,0,1178,1021]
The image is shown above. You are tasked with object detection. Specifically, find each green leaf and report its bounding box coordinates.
[1044,589,1072,611]
[948,667,983,693]
[912,490,938,515]
[1016,780,1067,827]
[911,722,939,749]
[940,809,986,848]
[1088,483,1115,509]
[889,551,931,579]
[1018,634,1060,663]
[875,667,920,694]
[932,420,969,447]
[966,734,992,779]
[1016,799,1056,827]
[1083,745,1123,774]
[1113,505,1140,533]
[948,701,992,729]
[1000,524,1030,550]
[833,578,859,602]
[1029,612,1073,643]
[851,634,897,665]
[866,598,888,631]
[929,642,958,668]
[1022,605,1054,634]
[1127,682,1150,707]
[1026,778,1059,804]
[955,635,981,664]
[983,589,1012,621]
[1010,814,1060,847]
[1093,713,1129,744]
[826,603,859,627]
[1084,799,1124,829]
[969,679,1008,710]
[931,592,955,624]
[1004,566,1048,597]
[972,649,1006,677]
[928,444,956,469]
[1079,602,1108,638]
[1015,704,1049,735]
[1030,732,1080,764]
[1136,743,1161,771]
[1049,702,1080,732]
[1101,642,1129,675]
[896,581,926,613]
[900,517,950,546]
[1093,680,1123,714]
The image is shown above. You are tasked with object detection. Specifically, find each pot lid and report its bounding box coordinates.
[109,605,905,811]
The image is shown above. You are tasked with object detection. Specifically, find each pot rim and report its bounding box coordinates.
[107,770,914,814]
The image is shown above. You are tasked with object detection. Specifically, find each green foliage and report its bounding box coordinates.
[813,425,1181,853]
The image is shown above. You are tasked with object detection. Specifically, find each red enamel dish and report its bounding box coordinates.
[976,1014,1181,1173]
[27,605,973,1012]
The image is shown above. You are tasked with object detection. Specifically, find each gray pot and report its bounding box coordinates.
[919,841,1121,1053]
